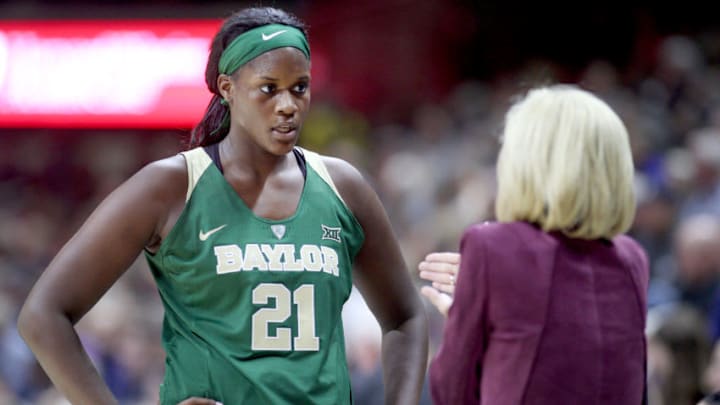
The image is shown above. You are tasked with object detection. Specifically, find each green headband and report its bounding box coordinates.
[218,24,310,75]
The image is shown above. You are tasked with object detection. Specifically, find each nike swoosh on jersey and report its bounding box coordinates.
[199,224,227,241]
[261,30,288,41]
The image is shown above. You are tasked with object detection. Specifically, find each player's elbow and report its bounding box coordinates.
[17,297,58,348]
[383,300,428,338]
[406,292,429,328]
[17,301,40,345]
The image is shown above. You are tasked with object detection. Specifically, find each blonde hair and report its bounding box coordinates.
[495,84,636,239]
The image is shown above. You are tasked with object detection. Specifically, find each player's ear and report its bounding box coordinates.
[217,74,233,102]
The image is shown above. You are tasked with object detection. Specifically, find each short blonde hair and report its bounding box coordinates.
[495,84,636,239]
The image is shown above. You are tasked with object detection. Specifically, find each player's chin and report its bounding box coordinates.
[269,130,300,152]
[266,139,298,156]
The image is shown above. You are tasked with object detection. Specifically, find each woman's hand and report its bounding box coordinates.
[418,252,460,317]
[177,398,223,405]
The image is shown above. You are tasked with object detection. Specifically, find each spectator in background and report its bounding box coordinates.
[0,379,14,405]
[647,304,710,405]
[676,128,720,219]
[704,340,720,397]
[638,35,710,146]
[419,85,648,405]
[650,213,720,337]
[699,392,720,405]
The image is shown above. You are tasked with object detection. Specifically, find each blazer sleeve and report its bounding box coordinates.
[429,225,490,405]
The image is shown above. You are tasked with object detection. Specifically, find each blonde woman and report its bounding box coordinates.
[420,85,649,405]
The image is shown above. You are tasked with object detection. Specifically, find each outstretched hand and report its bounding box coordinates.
[177,398,223,405]
[418,252,460,317]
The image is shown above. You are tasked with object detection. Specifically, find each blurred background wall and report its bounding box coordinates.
[1,1,720,404]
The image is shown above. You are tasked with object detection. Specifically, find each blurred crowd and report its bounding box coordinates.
[2,32,720,405]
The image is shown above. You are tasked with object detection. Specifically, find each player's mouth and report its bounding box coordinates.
[272,123,298,141]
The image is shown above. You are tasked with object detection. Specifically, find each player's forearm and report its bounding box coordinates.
[380,310,428,405]
[17,304,118,405]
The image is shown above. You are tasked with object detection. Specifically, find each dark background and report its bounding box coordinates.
[2,0,718,122]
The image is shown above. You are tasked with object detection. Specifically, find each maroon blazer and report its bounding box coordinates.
[430,221,649,405]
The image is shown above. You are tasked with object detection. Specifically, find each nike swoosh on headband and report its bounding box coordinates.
[262,30,288,41]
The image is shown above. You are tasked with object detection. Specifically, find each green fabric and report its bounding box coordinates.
[219,24,310,75]
[145,147,364,405]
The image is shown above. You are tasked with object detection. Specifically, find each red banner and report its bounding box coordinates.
[0,20,221,128]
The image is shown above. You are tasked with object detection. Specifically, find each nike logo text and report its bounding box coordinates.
[262,30,288,41]
[199,224,227,241]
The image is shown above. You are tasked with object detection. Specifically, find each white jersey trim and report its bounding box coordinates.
[180,148,213,202]
[299,147,346,206]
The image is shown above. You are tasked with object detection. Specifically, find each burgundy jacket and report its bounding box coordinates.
[430,221,649,405]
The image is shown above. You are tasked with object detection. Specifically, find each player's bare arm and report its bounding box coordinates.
[17,155,187,405]
[323,156,429,405]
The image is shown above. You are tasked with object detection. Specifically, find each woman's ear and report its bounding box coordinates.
[217,74,233,103]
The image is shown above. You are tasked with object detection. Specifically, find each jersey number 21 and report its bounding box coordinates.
[251,283,320,351]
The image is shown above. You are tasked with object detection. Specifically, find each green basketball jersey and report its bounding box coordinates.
[144,147,365,405]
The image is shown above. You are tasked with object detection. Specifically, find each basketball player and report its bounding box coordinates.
[17,7,428,404]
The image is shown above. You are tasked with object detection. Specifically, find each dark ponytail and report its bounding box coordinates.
[186,7,308,149]
[187,94,228,148]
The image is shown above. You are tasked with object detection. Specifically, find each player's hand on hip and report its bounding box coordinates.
[177,398,223,405]
[418,252,460,317]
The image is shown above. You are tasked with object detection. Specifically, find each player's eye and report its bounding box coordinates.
[292,82,308,94]
[260,84,277,94]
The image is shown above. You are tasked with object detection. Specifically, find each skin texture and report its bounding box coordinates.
[18,46,427,405]
[418,252,460,316]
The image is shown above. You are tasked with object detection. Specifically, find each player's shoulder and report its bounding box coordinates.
[319,154,364,184]
[301,149,374,217]
[127,153,187,200]
[138,153,186,182]
[300,149,366,193]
